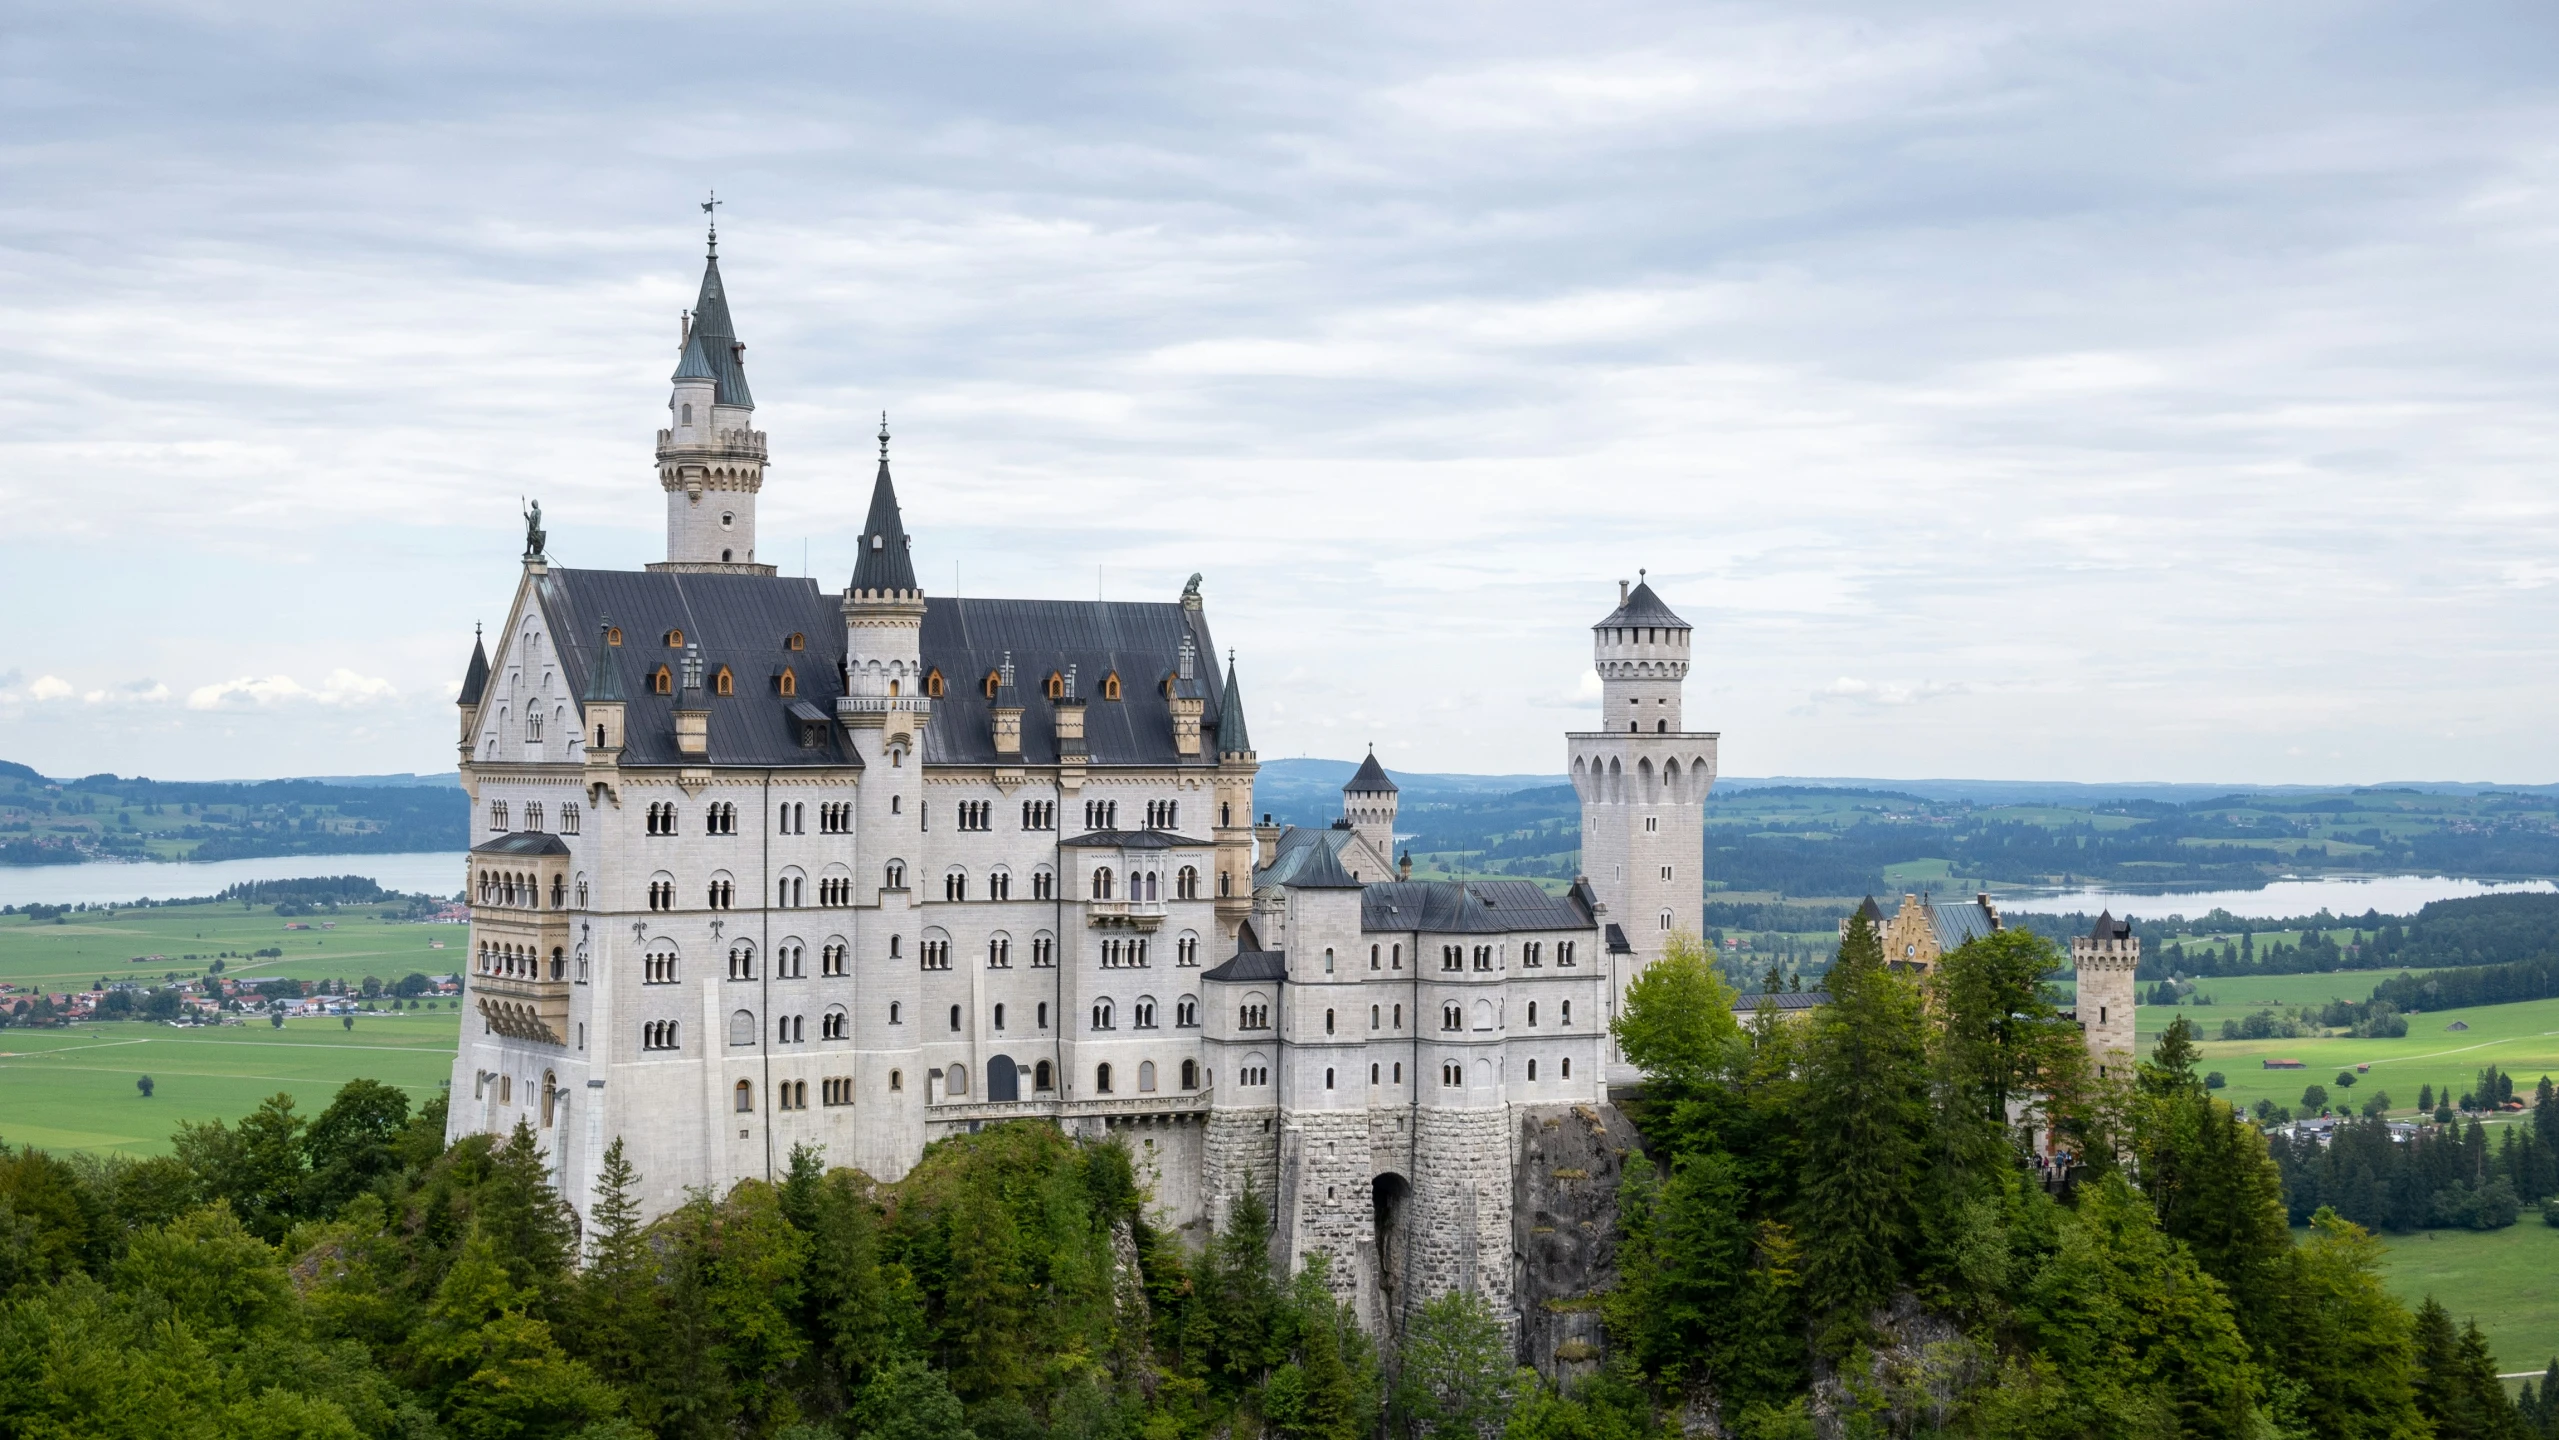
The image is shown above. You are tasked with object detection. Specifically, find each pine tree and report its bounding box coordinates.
[1795,908,1930,1347]
[569,1137,659,1391]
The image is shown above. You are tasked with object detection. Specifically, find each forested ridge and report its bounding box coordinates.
[0,917,2551,1439]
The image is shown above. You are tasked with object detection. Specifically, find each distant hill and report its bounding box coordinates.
[0,766,467,866]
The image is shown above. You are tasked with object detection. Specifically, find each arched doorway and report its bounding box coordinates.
[1373,1171,1413,1332]
[987,1054,1020,1102]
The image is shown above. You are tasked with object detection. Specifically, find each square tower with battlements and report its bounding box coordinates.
[2072,913,2140,1081]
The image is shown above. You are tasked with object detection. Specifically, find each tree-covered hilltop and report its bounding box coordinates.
[1,931,2553,1440]
[0,766,465,865]
[1596,918,2542,1438]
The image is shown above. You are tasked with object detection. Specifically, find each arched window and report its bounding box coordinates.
[1176,865,1199,900]
[885,861,906,889]
[541,1071,559,1127]
[681,402,692,424]
[949,1004,963,1032]
[605,626,623,646]
[1092,999,1114,1030]
[778,670,797,697]
[984,669,1001,698]
[1139,1060,1157,1092]
[1035,1060,1055,1091]
[786,632,805,651]
[652,665,673,695]
[925,668,945,698]
[665,629,685,648]
[1095,1063,1114,1094]
[888,1001,902,1025]
[1528,1059,1538,1081]
[734,1080,754,1113]
[1180,1059,1198,1089]
[730,1009,755,1045]
[1045,671,1065,700]
[1093,867,1115,900]
[890,1069,904,1092]
[1101,671,1121,700]
[713,666,735,696]
[946,1063,968,1096]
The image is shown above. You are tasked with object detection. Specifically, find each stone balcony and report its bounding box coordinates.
[472,971,571,1046]
[1085,899,1167,931]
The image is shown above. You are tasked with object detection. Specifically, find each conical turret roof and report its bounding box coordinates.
[850,421,918,594]
[1217,652,1252,754]
[671,231,753,407]
[1345,747,1397,794]
[458,629,490,707]
[1596,578,1688,630]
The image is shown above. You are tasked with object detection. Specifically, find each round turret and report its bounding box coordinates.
[1593,571,1691,733]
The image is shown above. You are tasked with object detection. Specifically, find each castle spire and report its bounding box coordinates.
[1217,650,1253,756]
[849,415,918,596]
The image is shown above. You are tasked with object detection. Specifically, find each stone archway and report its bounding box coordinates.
[1373,1171,1414,1334]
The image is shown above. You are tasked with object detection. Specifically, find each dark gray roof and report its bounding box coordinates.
[1932,898,2002,951]
[2090,910,2132,942]
[1217,653,1252,755]
[1202,949,1287,984]
[459,631,490,707]
[579,622,625,703]
[1345,750,1397,794]
[849,458,917,594]
[1359,879,1593,934]
[1605,923,1632,954]
[1733,990,1828,1013]
[918,597,1225,769]
[1059,829,1214,850]
[537,564,1227,771]
[533,567,856,769]
[472,831,571,857]
[1285,841,1364,890]
[1855,896,1887,924]
[1596,579,1689,631]
[673,248,753,408]
[1256,826,1358,887]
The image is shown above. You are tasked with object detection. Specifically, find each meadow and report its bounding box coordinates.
[2374,1218,2559,1381]
[0,1012,459,1155]
[0,896,466,991]
[2153,973,2559,1121]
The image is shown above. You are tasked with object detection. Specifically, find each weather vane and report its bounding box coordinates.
[702,191,721,216]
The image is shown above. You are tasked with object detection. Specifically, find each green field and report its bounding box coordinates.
[2142,972,2559,1122]
[2375,1218,2559,1380]
[0,897,466,991]
[0,900,466,1155]
[0,1012,459,1155]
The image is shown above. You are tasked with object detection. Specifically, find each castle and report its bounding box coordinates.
[444,228,1717,1335]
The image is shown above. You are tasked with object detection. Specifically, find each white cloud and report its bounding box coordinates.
[1813,677,1966,708]
[185,670,399,711]
[28,676,72,702]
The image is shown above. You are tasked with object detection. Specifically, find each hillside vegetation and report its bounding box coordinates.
[0,761,465,866]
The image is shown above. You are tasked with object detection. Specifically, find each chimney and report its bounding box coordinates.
[1619,578,1630,606]
[1054,663,1087,759]
[674,644,709,758]
[991,652,1023,756]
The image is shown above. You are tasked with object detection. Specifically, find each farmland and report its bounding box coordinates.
[2374,1219,2559,1383]
[0,1012,459,1156]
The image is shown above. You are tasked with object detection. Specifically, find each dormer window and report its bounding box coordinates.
[713,666,735,697]
[777,669,798,697]
[984,670,1001,699]
[652,665,673,695]
[605,626,623,646]
[1046,672,1065,700]
[925,669,945,698]
[665,629,685,648]
[785,632,805,651]
[1101,672,1122,701]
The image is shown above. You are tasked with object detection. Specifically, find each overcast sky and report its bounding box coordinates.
[2,1,2555,784]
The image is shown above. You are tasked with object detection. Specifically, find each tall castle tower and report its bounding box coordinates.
[2072,914,2140,1081]
[1567,575,1716,1077]
[1341,748,1399,881]
[651,221,773,575]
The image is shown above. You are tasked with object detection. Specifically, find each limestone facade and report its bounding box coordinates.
[444,230,1709,1348]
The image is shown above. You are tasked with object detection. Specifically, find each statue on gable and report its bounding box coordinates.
[522,498,547,560]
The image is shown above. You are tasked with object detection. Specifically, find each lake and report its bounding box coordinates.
[2010,873,2556,922]
[0,852,468,908]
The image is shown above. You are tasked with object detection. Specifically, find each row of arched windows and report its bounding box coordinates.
[474,868,570,909]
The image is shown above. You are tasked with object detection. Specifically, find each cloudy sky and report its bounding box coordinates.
[3,1,2555,784]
